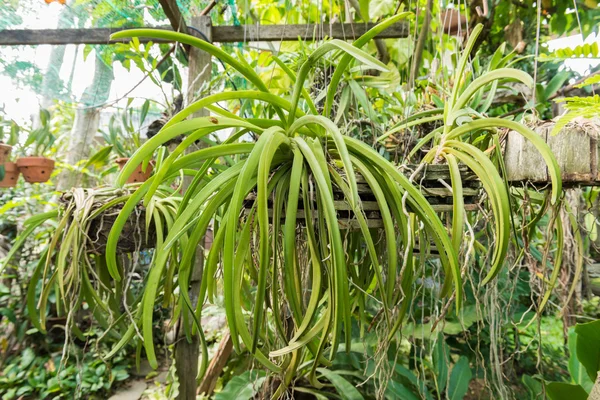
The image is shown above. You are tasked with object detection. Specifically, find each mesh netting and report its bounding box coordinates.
[0,0,216,30]
[0,0,235,124]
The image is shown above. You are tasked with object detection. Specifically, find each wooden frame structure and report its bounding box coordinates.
[0,23,409,46]
[0,1,406,46]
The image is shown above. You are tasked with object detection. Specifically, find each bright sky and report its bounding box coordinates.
[0,2,182,126]
[0,3,598,126]
[545,32,600,75]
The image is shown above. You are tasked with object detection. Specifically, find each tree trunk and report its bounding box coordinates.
[409,0,433,87]
[56,54,114,191]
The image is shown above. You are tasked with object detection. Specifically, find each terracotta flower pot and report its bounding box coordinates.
[16,157,55,183]
[0,144,12,164]
[115,158,154,183]
[0,162,20,188]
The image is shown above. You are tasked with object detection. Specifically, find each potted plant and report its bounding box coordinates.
[16,109,56,184]
[101,101,154,184]
[0,118,20,188]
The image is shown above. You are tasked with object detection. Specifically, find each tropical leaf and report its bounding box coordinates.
[575,319,600,381]
[448,356,472,400]
[317,368,364,400]
[568,328,595,392]
[539,42,600,62]
[214,370,267,400]
[545,382,588,400]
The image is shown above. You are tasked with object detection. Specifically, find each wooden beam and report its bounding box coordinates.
[210,22,409,42]
[0,22,409,46]
[157,0,188,33]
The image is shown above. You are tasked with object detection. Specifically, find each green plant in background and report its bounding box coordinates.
[551,75,600,136]
[21,109,56,158]
[0,116,19,147]
[0,116,19,181]
[100,99,152,159]
[544,320,600,399]
[0,345,130,399]
[2,185,182,351]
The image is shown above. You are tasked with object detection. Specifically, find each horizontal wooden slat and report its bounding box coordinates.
[243,203,479,231]
[0,22,409,46]
[352,165,479,183]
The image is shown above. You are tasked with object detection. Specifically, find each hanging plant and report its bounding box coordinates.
[98,16,553,392]
[16,16,563,395]
[2,185,181,338]
[377,23,562,285]
[102,100,156,183]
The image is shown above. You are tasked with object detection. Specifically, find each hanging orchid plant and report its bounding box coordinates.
[15,14,563,395]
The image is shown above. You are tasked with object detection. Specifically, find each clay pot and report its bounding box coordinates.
[16,157,55,183]
[115,158,154,183]
[0,144,12,164]
[0,162,20,188]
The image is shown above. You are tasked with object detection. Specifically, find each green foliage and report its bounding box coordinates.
[545,382,588,400]
[214,370,267,400]
[100,99,154,158]
[22,109,56,157]
[0,60,44,93]
[105,18,478,388]
[543,320,600,399]
[551,95,600,136]
[0,348,129,399]
[1,3,589,398]
[448,356,472,400]
[575,74,600,88]
[379,24,562,293]
[574,319,600,381]
[0,117,19,146]
[568,328,594,392]
[317,368,364,400]
[540,42,600,62]
[522,374,543,399]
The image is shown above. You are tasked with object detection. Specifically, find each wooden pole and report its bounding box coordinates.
[174,15,211,400]
[197,332,234,396]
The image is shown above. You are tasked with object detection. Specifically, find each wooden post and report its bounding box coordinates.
[185,16,212,111]
[174,15,212,400]
[590,375,600,400]
[198,332,234,396]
